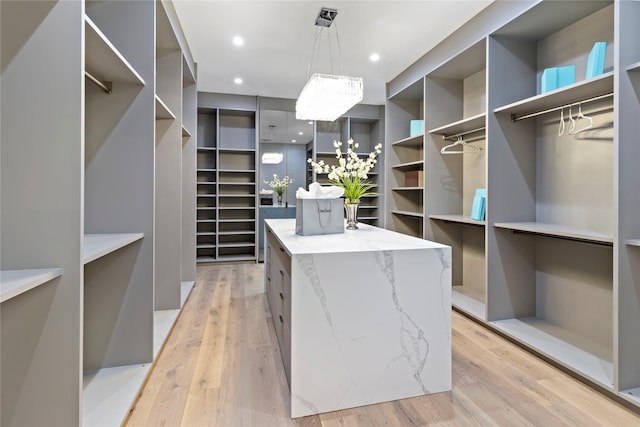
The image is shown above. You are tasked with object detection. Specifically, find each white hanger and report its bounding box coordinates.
[558,107,565,136]
[570,102,593,134]
[567,104,576,135]
[440,136,482,155]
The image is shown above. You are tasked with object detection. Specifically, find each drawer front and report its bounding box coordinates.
[266,226,291,275]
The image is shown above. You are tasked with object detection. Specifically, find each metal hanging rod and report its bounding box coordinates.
[511,92,613,122]
[84,71,112,94]
[442,126,486,141]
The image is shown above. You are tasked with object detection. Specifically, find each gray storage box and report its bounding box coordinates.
[295,198,344,236]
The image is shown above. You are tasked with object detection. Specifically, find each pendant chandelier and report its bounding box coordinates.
[295,7,363,122]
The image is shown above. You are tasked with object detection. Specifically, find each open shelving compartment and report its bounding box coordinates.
[386,78,425,239]
[424,39,487,320]
[83,0,156,424]
[217,109,257,262]
[486,0,615,389]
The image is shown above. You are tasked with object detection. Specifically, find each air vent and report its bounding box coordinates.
[315,7,337,27]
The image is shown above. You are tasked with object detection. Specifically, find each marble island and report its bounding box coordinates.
[264,219,452,418]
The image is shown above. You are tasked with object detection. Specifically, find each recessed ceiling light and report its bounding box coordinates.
[298,132,304,135]
[370,53,380,62]
[291,139,297,143]
[234,77,243,84]
[232,36,244,46]
[308,121,313,125]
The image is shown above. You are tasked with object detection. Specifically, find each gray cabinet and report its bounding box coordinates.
[0,1,197,425]
[385,0,640,408]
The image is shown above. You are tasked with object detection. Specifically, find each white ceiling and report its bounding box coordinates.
[173,0,494,106]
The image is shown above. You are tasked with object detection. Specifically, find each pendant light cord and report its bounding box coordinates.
[306,22,346,79]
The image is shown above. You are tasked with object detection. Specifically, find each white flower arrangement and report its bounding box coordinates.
[264,174,293,196]
[307,139,382,203]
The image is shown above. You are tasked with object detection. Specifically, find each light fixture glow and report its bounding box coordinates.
[298,132,304,135]
[232,36,244,46]
[234,77,243,84]
[296,73,363,121]
[261,152,283,164]
[308,121,313,125]
[370,53,380,62]
[291,139,297,143]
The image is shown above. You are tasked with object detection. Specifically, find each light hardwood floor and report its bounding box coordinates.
[125,263,640,426]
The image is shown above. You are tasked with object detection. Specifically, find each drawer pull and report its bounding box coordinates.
[279,247,285,252]
[279,315,284,324]
[279,270,284,276]
[279,292,284,300]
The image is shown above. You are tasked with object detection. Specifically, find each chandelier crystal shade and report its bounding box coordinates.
[296,7,364,122]
[296,73,363,121]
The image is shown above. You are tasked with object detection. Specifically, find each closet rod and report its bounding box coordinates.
[442,126,486,141]
[511,92,613,122]
[84,71,112,94]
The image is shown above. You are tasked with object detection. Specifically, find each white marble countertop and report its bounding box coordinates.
[265,218,447,255]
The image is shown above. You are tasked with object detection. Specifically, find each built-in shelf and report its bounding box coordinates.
[429,214,485,227]
[197,194,216,198]
[218,243,254,248]
[218,219,255,223]
[494,222,612,245]
[197,181,216,185]
[83,233,144,264]
[196,256,216,263]
[155,95,176,120]
[218,231,255,235]
[494,72,613,120]
[621,388,640,406]
[429,113,486,137]
[197,207,217,210]
[84,16,145,85]
[489,317,614,389]
[216,254,255,262]
[391,134,423,147]
[182,125,191,137]
[218,148,256,153]
[392,186,424,191]
[196,244,216,249]
[218,169,255,173]
[452,286,485,320]
[391,160,424,171]
[626,62,640,72]
[625,239,640,247]
[0,268,63,303]
[197,219,217,223]
[196,232,217,236]
[197,147,216,152]
[218,194,254,198]
[391,210,424,218]
[83,364,151,427]
[218,182,255,186]
[197,168,216,172]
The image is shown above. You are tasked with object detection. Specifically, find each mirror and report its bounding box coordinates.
[259,109,313,206]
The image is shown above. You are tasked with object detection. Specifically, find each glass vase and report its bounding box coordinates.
[344,202,359,230]
[277,193,283,206]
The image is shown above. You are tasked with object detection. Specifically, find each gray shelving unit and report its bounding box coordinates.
[309,108,385,227]
[1,1,197,425]
[386,0,640,407]
[196,96,258,263]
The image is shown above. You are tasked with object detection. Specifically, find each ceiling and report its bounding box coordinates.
[173,1,494,106]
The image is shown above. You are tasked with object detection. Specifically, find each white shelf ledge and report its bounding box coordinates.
[83,233,144,264]
[626,239,640,247]
[0,268,63,303]
[216,254,256,262]
[494,72,613,119]
[83,364,151,427]
[391,160,424,170]
[196,256,217,263]
[429,113,486,137]
[489,317,614,389]
[391,210,424,219]
[429,214,485,227]
[182,125,192,137]
[155,95,176,120]
[84,16,145,85]
[452,287,485,321]
[391,134,423,147]
[626,62,640,72]
[392,186,424,191]
[494,222,612,245]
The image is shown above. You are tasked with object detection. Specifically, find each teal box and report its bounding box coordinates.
[541,67,558,93]
[410,120,424,137]
[586,41,607,79]
[470,188,486,221]
[541,66,576,93]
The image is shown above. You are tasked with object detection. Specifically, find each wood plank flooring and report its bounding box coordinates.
[125,263,640,426]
